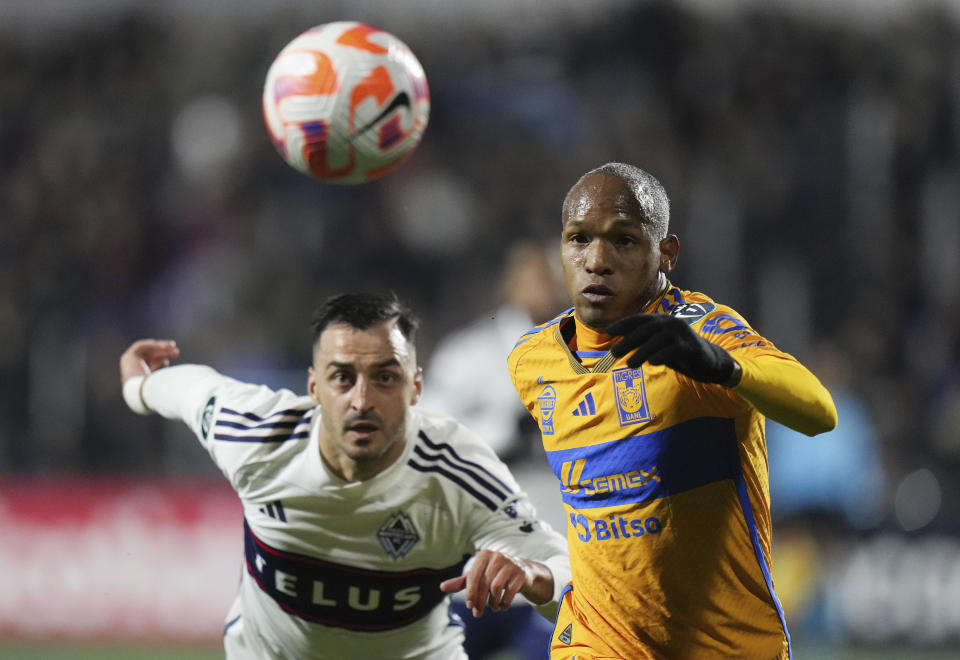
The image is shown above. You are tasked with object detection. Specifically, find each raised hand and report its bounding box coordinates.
[607,314,738,385]
[119,339,180,384]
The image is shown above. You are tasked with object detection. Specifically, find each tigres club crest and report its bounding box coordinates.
[378,511,420,559]
[612,367,651,426]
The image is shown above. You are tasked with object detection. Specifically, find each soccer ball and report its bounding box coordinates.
[262,21,430,184]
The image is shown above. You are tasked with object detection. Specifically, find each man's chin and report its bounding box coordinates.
[575,304,616,331]
[344,436,395,462]
[344,442,380,459]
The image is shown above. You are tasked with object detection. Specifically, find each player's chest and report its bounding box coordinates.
[240,480,468,568]
[238,480,471,630]
[528,361,687,447]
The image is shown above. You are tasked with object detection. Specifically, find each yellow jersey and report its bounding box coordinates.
[508,283,832,659]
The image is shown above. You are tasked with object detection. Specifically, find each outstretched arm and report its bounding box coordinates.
[607,314,837,436]
[120,339,180,414]
[438,549,554,618]
[729,352,837,436]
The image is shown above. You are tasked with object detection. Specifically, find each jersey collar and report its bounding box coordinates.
[554,280,672,374]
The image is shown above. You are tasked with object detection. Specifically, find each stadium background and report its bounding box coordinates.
[2,0,960,657]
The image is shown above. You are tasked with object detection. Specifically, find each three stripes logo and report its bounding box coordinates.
[214,406,313,443]
[259,500,287,522]
[572,392,596,416]
[408,431,516,512]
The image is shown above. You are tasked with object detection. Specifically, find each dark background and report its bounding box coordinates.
[2,0,959,652]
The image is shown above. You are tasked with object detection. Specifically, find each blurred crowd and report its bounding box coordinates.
[1,1,959,543]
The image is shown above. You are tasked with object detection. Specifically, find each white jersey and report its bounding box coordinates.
[135,364,571,660]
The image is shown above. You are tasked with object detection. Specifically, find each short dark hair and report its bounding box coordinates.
[564,162,670,239]
[310,292,419,348]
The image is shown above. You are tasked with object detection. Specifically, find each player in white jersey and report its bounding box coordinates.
[120,292,571,660]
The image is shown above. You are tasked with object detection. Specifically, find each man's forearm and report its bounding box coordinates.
[731,353,838,436]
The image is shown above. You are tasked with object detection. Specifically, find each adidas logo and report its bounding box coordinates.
[558,623,573,644]
[572,392,596,416]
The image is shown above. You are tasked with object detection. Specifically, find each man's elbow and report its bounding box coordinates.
[800,401,838,437]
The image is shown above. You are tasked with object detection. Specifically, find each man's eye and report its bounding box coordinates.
[615,235,637,247]
[567,233,588,244]
[378,372,399,385]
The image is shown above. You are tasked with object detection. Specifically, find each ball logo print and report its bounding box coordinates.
[263,21,430,183]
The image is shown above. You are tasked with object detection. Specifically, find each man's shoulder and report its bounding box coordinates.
[408,407,518,498]
[204,388,317,465]
[658,286,750,327]
[507,308,572,364]
[412,406,502,460]
[660,285,775,352]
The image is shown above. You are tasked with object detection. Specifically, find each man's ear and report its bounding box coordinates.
[410,366,424,405]
[659,234,680,273]
[307,366,318,401]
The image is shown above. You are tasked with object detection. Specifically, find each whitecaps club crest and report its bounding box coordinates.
[378,511,420,559]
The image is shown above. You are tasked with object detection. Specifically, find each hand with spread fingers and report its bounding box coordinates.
[607,314,740,386]
[119,338,180,383]
[439,548,553,618]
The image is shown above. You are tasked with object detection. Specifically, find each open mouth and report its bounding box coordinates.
[581,283,615,303]
[346,421,380,437]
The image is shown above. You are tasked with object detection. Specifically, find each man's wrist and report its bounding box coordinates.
[123,375,153,415]
[721,359,742,388]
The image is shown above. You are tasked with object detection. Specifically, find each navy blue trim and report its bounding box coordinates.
[213,411,312,443]
[550,582,574,658]
[574,350,607,358]
[220,406,312,421]
[547,417,739,510]
[408,460,498,511]
[223,614,241,637]
[214,429,310,443]
[417,431,513,495]
[243,519,467,631]
[734,470,791,659]
[656,287,687,314]
[512,308,573,349]
[216,419,301,431]
[412,446,509,503]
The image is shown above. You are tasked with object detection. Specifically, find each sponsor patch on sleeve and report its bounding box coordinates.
[201,396,216,439]
[669,302,716,324]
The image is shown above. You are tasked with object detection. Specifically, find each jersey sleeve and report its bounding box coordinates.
[506,331,542,423]
[692,306,838,436]
[137,364,227,438]
[134,364,313,485]
[449,425,571,619]
[731,353,837,436]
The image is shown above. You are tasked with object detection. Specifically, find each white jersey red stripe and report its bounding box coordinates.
[137,364,570,660]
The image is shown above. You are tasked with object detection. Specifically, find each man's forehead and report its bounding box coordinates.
[567,176,642,216]
[315,321,413,365]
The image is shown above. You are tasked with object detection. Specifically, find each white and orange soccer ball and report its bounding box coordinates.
[262,21,430,184]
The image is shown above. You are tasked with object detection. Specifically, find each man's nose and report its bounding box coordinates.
[584,240,614,275]
[349,378,374,411]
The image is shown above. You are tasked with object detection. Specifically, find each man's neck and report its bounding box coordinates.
[318,438,405,483]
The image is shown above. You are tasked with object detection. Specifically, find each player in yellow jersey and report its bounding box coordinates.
[508,163,838,659]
